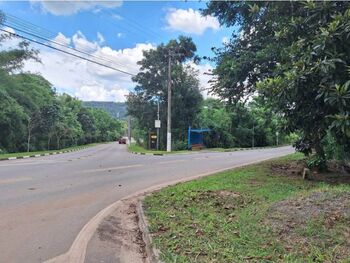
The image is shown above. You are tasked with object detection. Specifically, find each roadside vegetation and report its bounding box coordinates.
[127,39,295,152]
[128,143,287,155]
[128,143,173,155]
[127,1,350,171]
[0,143,100,160]
[0,28,125,154]
[203,1,350,169]
[128,143,191,155]
[144,154,350,262]
[144,3,350,261]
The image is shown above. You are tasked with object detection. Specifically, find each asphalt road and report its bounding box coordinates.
[0,143,294,263]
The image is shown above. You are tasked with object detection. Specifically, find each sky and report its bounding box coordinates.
[0,1,233,102]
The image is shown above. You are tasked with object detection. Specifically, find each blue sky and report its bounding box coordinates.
[0,1,234,102]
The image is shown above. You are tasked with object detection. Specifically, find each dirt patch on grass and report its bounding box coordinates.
[195,190,248,211]
[266,191,350,260]
[271,159,350,184]
[308,171,350,184]
[270,160,305,178]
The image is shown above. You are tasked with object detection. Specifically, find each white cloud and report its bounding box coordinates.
[165,8,220,35]
[97,32,105,45]
[30,1,123,16]
[112,14,123,21]
[75,83,129,102]
[53,32,71,46]
[72,31,98,52]
[20,31,155,102]
[187,62,216,99]
[222,36,229,45]
[0,26,21,49]
[0,26,15,35]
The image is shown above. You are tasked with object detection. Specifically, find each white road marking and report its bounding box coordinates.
[158,159,187,164]
[0,177,32,185]
[81,164,143,173]
[0,160,67,167]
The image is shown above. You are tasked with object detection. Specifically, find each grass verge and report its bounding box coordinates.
[144,153,350,262]
[0,143,100,160]
[128,143,188,155]
[129,144,291,155]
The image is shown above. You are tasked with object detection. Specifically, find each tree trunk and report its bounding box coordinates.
[47,136,51,150]
[27,119,32,152]
[27,131,31,152]
[314,135,327,171]
[57,136,61,150]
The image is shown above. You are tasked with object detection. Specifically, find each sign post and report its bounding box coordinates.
[155,120,161,150]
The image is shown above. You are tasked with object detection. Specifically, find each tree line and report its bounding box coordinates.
[0,30,124,153]
[203,1,350,168]
[126,37,293,150]
[128,1,349,169]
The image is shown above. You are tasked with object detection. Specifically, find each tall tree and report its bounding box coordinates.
[127,36,202,149]
[204,1,350,165]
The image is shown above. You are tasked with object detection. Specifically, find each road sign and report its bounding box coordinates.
[149,132,157,149]
[155,120,161,128]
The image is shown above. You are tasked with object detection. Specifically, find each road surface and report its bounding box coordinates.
[0,143,294,263]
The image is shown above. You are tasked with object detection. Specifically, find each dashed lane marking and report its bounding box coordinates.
[81,164,143,173]
[0,177,32,185]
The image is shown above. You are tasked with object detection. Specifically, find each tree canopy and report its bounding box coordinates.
[204,1,350,166]
[0,29,124,153]
[127,36,203,150]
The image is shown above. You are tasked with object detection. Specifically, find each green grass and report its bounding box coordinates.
[128,144,290,155]
[0,143,100,159]
[208,144,290,152]
[128,144,189,155]
[144,153,350,263]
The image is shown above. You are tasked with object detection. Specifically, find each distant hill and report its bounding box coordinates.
[83,101,127,119]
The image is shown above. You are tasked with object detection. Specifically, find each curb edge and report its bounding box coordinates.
[137,199,163,263]
[0,146,89,161]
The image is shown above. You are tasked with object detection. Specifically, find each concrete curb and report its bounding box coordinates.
[137,199,163,263]
[0,146,89,161]
[130,152,164,156]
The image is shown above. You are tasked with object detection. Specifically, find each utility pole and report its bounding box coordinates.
[156,99,160,151]
[166,50,172,152]
[128,115,131,145]
[252,123,255,148]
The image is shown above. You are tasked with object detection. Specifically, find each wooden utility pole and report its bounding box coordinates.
[156,99,160,150]
[166,50,172,152]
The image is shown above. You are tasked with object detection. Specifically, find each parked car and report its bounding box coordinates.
[118,137,127,144]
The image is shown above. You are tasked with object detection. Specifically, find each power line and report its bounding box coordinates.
[2,22,131,70]
[5,13,55,37]
[104,10,163,43]
[2,12,138,71]
[0,28,136,76]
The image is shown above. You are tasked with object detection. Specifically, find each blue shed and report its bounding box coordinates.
[188,126,211,150]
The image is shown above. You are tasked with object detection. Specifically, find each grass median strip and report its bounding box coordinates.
[144,153,350,263]
[128,144,190,155]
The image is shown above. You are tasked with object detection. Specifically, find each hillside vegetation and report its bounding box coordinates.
[83,101,127,120]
